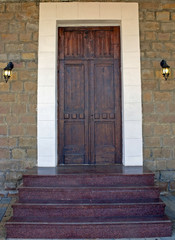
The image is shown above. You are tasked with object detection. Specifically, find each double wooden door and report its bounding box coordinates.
[58,27,121,165]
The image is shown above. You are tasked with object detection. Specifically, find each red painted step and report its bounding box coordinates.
[13,201,165,218]
[5,166,172,239]
[23,173,154,187]
[6,216,172,239]
[19,186,160,203]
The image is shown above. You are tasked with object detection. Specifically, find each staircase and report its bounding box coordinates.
[6,165,172,239]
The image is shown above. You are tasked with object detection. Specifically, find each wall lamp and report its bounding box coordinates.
[3,62,14,83]
[160,60,170,81]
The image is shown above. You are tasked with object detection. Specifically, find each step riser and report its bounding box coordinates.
[19,188,160,203]
[6,166,172,239]
[6,222,172,239]
[13,204,165,218]
[23,174,154,187]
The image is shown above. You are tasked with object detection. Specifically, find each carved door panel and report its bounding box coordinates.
[58,27,121,164]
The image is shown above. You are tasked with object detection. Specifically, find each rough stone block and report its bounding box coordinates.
[21,53,35,60]
[19,138,37,147]
[26,149,37,159]
[145,11,155,21]
[156,11,170,21]
[24,43,37,52]
[143,91,152,103]
[155,181,168,192]
[4,182,17,190]
[19,33,32,42]
[142,80,158,91]
[142,69,154,80]
[5,43,24,52]
[9,22,25,33]
[12,149,26,160]
[9,126,25,137]
[140,3,161,10]
[24,82,37,92]
[20,115,36,124]
[1,34,18,42]
[156,160,167,171]
[26,22,38,32]
[162,3,175,9]
[24,159,36,168]
[11,104,26,115]
[0,4,5,12]
[167,161,175,171]
[0,94,15,103]
[140,22,160,31]
[143,103,154,114]
[163,137,175,147]
[144,114,159,123]
[0,160,24,171]
[161,22,175,32]
[160,171,175,181]
[154,92,172,102]
[143,160,156,171]
[33,32,38,41]
[19,71,37,81]
[11,82,23,92]
[6,3,21,12]
[0,22,9,33]
[160,81,175,91]
[152,42,164,50]
[157,33,170,41]
[160,115,175,123]
[6,172,22,182]
[143,124,153,137]
[0,149,10,159]
[144,137,161,148]
[154,125,171,136]
[155,103,168,114]
[24,125,37,136]
[145,32,156,40]
[170,181,175,191]
[9,53,21,61]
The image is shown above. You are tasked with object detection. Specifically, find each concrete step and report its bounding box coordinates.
[23,172,154,187]
[6,216,172,239]
[18,186,160,203]
[5,166,172,239]
[13,201,165,218]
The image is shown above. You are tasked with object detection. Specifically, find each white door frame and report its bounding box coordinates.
[37,2,143,167]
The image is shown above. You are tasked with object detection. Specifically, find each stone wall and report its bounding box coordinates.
[0,0,174,194]
[139,1,175,192]
[0,2,38,194]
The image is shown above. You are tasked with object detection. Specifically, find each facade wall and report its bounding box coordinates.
[0,0,175,194]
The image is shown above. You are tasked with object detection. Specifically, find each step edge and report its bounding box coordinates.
[6,219,172,225]
[13,201,165,207]
[19,186,159,190]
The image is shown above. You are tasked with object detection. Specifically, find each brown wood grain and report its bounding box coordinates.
[58,27,122,165]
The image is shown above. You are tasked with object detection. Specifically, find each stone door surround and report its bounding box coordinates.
[37,2,143,167]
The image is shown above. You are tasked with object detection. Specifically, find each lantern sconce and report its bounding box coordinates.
[3,62,14,83]
[160,60,170,81]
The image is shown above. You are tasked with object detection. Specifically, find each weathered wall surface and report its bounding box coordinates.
[0,2,38,194]
[0,0,174,194]
[139,1,175,192]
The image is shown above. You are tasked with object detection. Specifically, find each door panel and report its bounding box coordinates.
[64,121,85,164]
[94,30,114,57]
[58,27,121,165]
[59,60,89,164]
[94,63,115,112]
[65,64,85,112]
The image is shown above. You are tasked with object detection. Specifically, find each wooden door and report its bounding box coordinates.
[58,27,121,165]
